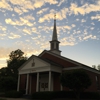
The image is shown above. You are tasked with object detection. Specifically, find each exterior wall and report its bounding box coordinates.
[31,74,37,93]
[40,53,77,68]
[19,74,27,93]
[53,73,61,91]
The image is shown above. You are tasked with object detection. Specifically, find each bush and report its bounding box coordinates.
[32,91,100,100]
[5,90,23,98]
[32,92,53,100]
[32,91,75,99]
[80,92,100,100]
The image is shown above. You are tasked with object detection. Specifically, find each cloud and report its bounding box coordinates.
[0,0,12,11]
[37,8,49,15]
[57,0,65,6]
[60,37,76,46]
[8,33,21,39]
[38,8,68,23]
[15,40,43,57]
[71,24,76,28]
[0,34,6,37]
[91,15,100,21]
[69,2,100,15]
[9,0,35,10]
[0,47,15,59]
[14,7,22,15]
[0,25,7,31]
[8,0,58,15]
[22,27,39,35]
[83,35,97,40]
[45,0,58,5]
[23,28,31,35]
[81,19,86,22]
[5,16,34,26]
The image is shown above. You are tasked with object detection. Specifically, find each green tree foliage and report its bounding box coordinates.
[60,69,92,99]
[0,49,27,91]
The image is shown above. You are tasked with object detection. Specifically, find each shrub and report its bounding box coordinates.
[80,92,100,100]
[32,91,100,100]
[32,91,53,100]
[32,91,75,99]
[5,90,23,98]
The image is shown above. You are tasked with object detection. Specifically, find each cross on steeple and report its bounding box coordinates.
[49,14,61,55]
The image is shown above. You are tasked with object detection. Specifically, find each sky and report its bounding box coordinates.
[0,0,100,69]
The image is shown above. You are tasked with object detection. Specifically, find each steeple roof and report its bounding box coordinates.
[52,14,58,41]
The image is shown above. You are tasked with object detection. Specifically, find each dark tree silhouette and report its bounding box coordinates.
[0,49,27,91]
[60,69,91,100]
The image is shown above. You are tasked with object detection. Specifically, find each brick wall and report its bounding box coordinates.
[19,74,27,92]
[53,73,61,91]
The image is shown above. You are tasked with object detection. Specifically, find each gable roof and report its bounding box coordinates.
[39,50,84,67]
[18,54,62,71]
[39,50,100,74]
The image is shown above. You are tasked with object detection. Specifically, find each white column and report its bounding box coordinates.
[61,85,63,91]
[17,74,20,91]
[61,73,63,91]
[26,74,29,95]
[36,72,39,92]
[29,75,32,94]
[48,71,51,91]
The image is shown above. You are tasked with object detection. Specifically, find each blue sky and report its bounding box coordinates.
[0,0,100,68]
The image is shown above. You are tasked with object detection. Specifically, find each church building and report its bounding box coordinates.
[17,15,100,94]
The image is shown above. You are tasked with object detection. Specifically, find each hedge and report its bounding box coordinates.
[5,90,23,98]
[32,91,100,100]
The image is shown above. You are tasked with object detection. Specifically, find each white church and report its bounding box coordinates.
[17,15,100,94]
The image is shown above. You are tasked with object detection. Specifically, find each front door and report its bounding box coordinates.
[40,74,48,91]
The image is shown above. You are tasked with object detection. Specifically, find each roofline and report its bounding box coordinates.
[63,66,100,74]
[39,50,100,74]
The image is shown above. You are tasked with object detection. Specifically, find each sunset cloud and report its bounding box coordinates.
[37,8,49,15]
[60,37,76,46]
[0,0,12,11]
[38,7,68,23]
[5,17,33,26]
[8,33,21,39]
[0,0,100,68]
[83,35,97,40]
[69,2,100,15]
[91,15,100,21]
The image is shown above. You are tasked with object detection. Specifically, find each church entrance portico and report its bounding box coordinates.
[18,71,58,94]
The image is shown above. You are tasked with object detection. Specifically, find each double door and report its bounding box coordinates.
[39,75,48,91]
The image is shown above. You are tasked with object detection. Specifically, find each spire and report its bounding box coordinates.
[49,14,61,55]
[52,14,58,41]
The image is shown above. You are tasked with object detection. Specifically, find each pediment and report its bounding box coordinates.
[19,55,50,71]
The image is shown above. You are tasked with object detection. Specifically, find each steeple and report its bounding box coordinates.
[49,14,61,55]
[52,14,58,41]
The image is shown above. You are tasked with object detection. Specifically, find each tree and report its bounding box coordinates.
[0,49,27,91]
[7,49,27,78]
[97,64,100,71]
[60,69,91,100]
